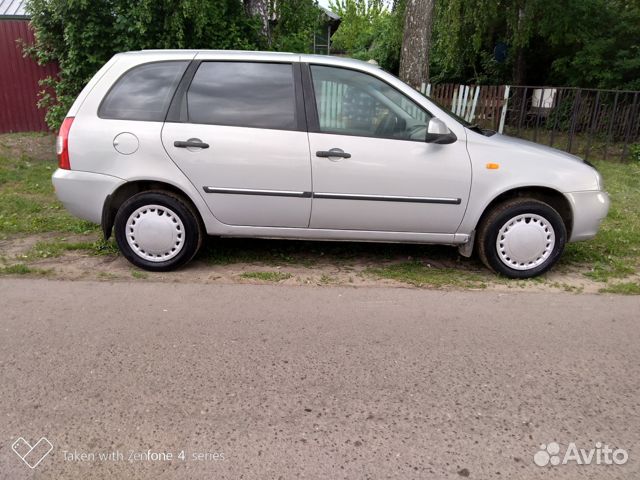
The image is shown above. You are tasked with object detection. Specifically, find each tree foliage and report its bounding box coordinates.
[328,0,384,53]
[26,0,323,129]
[268,0,324,53]
[431,0,640,88]
[546,0,640,89]
[26,0,640,130]
[326,0,640,89]
[328,0,404,72]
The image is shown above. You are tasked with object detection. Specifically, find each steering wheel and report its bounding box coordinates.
[406,123,427,140]
[374,112,401,136]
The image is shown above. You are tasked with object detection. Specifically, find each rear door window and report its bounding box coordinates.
[99,61,188,121]
[186,62,297,130]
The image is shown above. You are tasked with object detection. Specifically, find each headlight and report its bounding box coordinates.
[583,160,604,190]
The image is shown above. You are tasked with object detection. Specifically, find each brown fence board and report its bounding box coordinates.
[0,19,58,133]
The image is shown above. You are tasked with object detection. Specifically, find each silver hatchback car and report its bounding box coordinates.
[52,50,609,278]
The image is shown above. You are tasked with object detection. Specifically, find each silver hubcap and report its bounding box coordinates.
[126,205,185,262]
[496,213,555,271]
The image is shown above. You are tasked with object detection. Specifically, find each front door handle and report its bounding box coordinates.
[316,148,351,159]
[174,139,209,149]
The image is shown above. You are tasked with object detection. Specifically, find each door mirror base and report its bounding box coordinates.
[425,132,457,144]
[425,118,457,144]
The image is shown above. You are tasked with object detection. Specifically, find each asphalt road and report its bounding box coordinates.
[0,279,639,479]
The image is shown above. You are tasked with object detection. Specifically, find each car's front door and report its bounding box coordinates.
[162,61,312,228]
[306,64,471,233]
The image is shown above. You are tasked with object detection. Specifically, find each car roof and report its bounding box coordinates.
[121,49,375,70]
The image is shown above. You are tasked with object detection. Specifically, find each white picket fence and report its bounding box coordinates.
[420,83,511,133]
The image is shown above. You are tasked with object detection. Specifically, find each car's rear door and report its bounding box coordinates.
[162,57,312,228]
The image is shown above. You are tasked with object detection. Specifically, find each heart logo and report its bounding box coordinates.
[11,437,53,469]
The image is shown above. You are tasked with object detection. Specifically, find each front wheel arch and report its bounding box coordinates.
[473,187,573,241]
[476,197,567,278]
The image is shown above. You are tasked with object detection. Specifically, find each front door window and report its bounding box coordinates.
[310,65,431,141]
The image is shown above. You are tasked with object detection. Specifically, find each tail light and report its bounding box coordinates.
[56,117,74,169]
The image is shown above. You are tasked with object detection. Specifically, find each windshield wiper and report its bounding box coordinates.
[466,124,497,137]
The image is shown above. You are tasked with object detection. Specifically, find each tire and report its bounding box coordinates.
[476,198,567,278]
[114,191,203,271]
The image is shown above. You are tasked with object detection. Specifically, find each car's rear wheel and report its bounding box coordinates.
[114,191,203,271]
[477,198,567,278]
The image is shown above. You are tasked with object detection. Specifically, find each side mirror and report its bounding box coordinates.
[425,118,457,144]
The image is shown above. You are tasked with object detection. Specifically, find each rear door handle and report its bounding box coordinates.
[174,139,209,149]
[316,148,351,159]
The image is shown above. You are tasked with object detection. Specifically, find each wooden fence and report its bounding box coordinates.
[421,83,510,131]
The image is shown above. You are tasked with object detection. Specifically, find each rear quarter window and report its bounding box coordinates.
[99,61,188,121]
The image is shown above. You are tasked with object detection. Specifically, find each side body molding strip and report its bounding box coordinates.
[203,187,461,205]
[313,192,461,205]
[203,187,462,205]
[203,187,312,198]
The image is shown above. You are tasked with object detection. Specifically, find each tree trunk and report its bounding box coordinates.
[512,46,526,85]
[244,0,270,41]
[399,0,435,88]
[511,6,527,85]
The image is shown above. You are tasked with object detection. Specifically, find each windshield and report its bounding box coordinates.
[416,89,497,136]
[422,93,473,127]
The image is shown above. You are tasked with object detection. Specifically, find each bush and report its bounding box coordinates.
[328,0,404,73]
[25,0,263,131]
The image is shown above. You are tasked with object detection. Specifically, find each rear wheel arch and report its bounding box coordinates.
[102,180,203,239]
[113,190,204,271]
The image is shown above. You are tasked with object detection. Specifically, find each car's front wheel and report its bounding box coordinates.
[114,191,203,271]
[477,198,567,278]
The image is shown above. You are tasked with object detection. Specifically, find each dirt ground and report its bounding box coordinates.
[0,132,55,161]
[1,132,634,294]
[1,231,626,294]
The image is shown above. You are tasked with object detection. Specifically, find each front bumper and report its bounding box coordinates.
[565,190,610,242]
[52,169,124,224]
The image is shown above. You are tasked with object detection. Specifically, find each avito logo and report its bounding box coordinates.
[534,441,628,467]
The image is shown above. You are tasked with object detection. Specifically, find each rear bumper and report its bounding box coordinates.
[52,169,124,224]
[565,190,610,242]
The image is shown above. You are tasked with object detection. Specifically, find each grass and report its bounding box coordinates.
[18,238,119,261]
[318,274,336,285]
[131,269,149,279]
[0,263,51,276]
[366,261,488,289]
[562,160,640,281]
[239,271,293,282]
[0,154,98,238]
[503,127,631,163]
[22,239,95,259]
[599,282,640,295]
[547,281,584,294]
[97,271,118,280]
[200,237,365,267]
[0,133,639,289]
